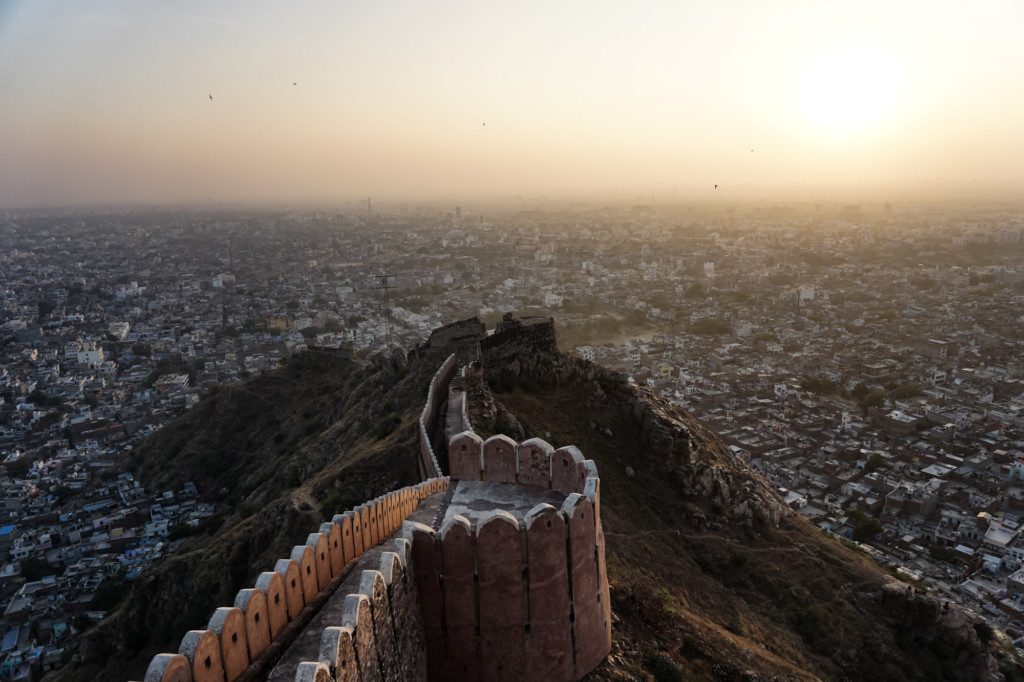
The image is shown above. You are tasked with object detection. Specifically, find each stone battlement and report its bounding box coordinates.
[137,348,609,682]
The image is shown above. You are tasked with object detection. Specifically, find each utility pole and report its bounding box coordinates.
[371,264,396,358]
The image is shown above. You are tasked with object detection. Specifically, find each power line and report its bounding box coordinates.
[371,264,396,358]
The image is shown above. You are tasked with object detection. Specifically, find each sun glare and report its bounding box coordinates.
[800,48,902,138]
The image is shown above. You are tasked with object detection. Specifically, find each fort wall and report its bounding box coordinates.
[137,339,609,682]
[419,354,457,479]
[417,432,611,682]
[138,478,449,682]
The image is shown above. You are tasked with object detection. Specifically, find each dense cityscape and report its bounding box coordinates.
[1,198,1024,676]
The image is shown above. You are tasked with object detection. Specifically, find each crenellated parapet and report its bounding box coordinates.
[419,354,457,479]
[135,348,610,682]
[413,430,611,681]
[136,478,450,682]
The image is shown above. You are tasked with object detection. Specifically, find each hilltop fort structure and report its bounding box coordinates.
[137,316,611,682]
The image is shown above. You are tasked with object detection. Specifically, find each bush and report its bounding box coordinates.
[644,652,685,682]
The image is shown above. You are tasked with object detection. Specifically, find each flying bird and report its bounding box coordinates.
[209,94,213,101]
[714,184,718,189]
[483,122,486,126]
[293,82,297,85]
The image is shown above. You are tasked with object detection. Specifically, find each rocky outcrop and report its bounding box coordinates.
[874,579,1006,682]
[471,316,788,528]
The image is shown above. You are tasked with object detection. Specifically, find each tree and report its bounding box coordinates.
[859,391,886,416]
[890,383,924,401]
[864,452,885,474]
[851,383,870,400]
[801,377,842,396]
[5,458,31,478]
[131,342,151,357]
[20,557,54,581]
[846,509,884,542]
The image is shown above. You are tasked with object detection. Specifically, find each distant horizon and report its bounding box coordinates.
[3,1,1024,209]
[5,183,1024,215]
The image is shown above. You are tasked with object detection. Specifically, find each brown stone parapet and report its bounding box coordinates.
[440,515,480,681]
[525,503,573,681]
[318,522,344,577]
[255,572,288,640]
[477,510,527,681]
[343,593,379,682]
[449,430,484,481]
[482,434,518,484]
[517,437,554,489]
[360,570,400,679]
[178,630,224,682]
[563,494,604,678]
[410,520,446,680]
[234,589,271,661]
[293,662,331,682]
[305,533,331,591]
[143,653,192,682]
[317,626,357,679]
[276,558,305,622]
[207,607,248,682]
[552,446,585,496]
[139,478,451,682]
[291,545,319,604]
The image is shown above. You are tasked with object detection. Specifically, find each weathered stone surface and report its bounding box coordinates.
[207,607,248,682]
[482,434,517,484]
[359,506,372,552]
[477,510,526,681]
[178,630,224,682]
[342,593,380,682]
[360,570,399,680]
[255,571,289,637]
[563,493,605,678]
[440,515,480,681]
[525,503,573,681]
[378,550,424,681]
[318,626,357,680]
[234,588,271,661]
[410,522,445,680]
[368,501,380,547]
[449,430,484,481]
[291,545,319,604]
[517,437,554,489]
[143,653,192,682]
[293,661,331,682]
[342,510,362,560]
[320,521,345,577]
[551,446,585,495]
[306,532,332,591]
[274,558,305,622]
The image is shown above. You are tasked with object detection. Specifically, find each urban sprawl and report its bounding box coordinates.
[1,198,1024,676]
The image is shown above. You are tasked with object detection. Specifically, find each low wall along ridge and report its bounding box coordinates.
[138,478,450,682]
[137,351,609,682]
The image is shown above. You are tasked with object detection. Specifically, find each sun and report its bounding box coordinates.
[800,48,902,137]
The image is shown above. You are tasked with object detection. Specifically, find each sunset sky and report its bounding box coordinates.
[2,1,1024,207]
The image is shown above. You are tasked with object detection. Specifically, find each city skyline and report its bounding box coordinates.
[2,0,1024,207]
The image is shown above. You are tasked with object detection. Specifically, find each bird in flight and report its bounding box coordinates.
[209,94,213,101]
[483,122,486,126]
[714,184,718,189]
[293,82,297,86]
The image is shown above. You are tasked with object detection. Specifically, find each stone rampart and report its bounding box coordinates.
[137,346,610,682]
[137,478,450,682]
[419,354,457,479]
[419,431,611,681]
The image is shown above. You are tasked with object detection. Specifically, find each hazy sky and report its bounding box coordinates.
[2,1,1024,207]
